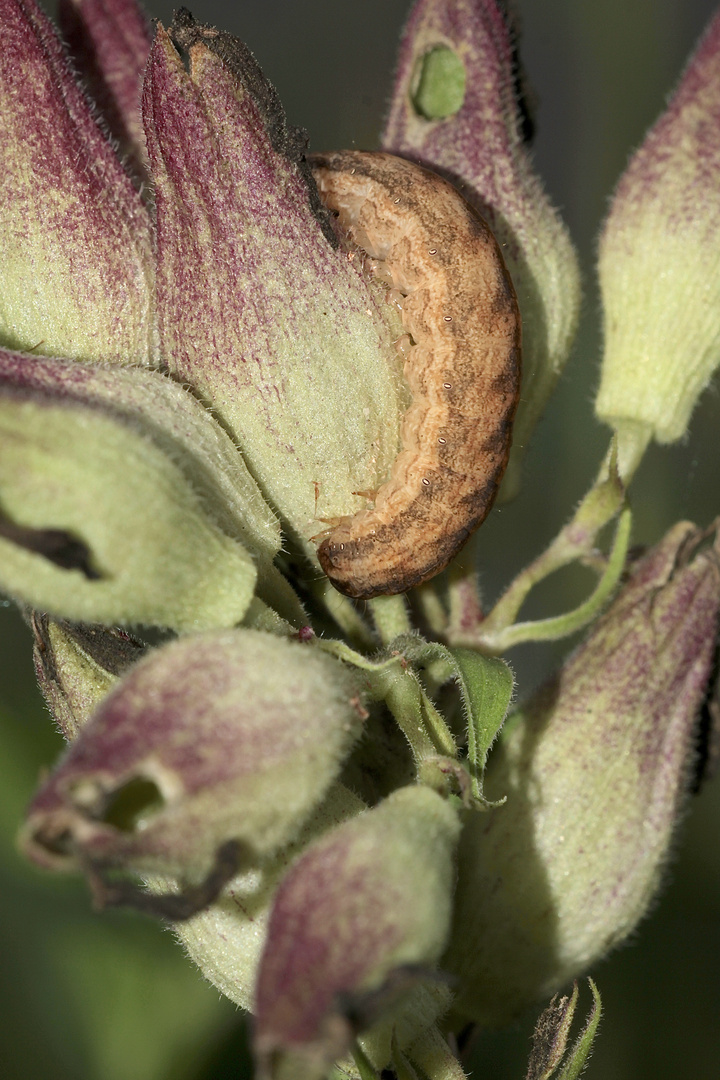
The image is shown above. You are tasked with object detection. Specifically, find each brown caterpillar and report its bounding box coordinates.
[311,151,521,600]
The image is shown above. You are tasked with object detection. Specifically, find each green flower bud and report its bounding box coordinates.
[596,12,720,467]
[0,350,282,631]
[144,14,406,550]
[444,521,720,1025]
[383,0,581,494]
[253,785,461,1079]
[21,629,366,883]
[0,0,155,364]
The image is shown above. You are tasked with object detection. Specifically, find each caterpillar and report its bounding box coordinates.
[311,151,521,600]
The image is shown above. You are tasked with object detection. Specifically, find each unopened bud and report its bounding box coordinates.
[253,785,461,1079]
[0,0,154,364]
[21,629,366,886]
[144,15,406,546]
[383,0,581,492]
[445,521,720,1025]
[596,11,720,466]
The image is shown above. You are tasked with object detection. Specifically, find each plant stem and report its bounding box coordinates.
[369,594,412,644]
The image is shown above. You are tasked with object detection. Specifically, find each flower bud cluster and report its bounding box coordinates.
[2,0,719,1077]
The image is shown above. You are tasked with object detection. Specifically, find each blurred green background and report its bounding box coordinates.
[2,1,719,1077]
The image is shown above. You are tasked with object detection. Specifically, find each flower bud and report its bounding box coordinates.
[0,349,281,631]
[173,784,367,1014]
[21,629,366,884]
[253,785,461,1079]
[144,14,406,547]
[383,0,581,493]
[596,12,720,460]
[0,0,154,364]
[58,0,151,167]
[444,521,720,1025]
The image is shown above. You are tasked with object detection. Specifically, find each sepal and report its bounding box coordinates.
[0,0,154,363]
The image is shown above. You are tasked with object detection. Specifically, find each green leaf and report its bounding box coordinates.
[450,647,514,801]
[557,980,602,1080]
[526,984,579,1080]
[397,637,514,803]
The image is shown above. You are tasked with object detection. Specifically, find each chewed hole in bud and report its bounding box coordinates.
[100,776,166,833]
[411,45,466,120]
[35,826,75,860]
[66,773,166,832]
[0,510,101,579]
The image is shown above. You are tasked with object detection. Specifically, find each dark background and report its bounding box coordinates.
[2,1,719,1077]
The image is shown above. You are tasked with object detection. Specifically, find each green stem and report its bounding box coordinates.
[313,579,376,650]
[412,580,449,637]
[419,690,460,759]
[469,438,626,644]
[317,637,457,763]
[406,1027,469,1079]
[478,506,632,652]
[378,665,441,761]
[369,594,412,644]
[255,562,308,629]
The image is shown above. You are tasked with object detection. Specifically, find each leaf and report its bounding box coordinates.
[525,984,579,1080]
[450,647,514,801]
[557,980,602,1080]
[398,636,514,803]
[525,980,602,1080]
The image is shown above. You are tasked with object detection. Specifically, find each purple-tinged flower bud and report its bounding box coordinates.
[253,785,460,1079]
[383,0,581,492]
[444,521,720,1025]
[58,0,152,168]
[596,12,720,469]
[143,14,406,547]
[21,630,366,889]
[0,0,155,364]
[31,613,147,742]
[0,350,282,631]
[173,784,367,1015]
